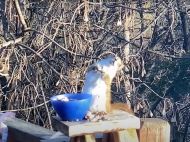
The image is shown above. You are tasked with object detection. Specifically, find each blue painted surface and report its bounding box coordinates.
[51,93,92,121]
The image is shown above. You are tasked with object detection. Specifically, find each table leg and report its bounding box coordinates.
[70,136,82,142]
[70,134,96,142]
[111,129,139,142]
[84,134,96,142]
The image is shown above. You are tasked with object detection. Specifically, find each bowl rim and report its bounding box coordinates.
[50,93,92,102]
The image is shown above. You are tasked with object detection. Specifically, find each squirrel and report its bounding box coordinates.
[82,54,132,121]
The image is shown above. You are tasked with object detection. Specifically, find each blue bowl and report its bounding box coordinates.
[50,93,92,121]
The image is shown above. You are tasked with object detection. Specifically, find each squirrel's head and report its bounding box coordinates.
[88,54,123,80]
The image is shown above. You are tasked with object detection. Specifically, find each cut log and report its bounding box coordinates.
[138,118,170,142]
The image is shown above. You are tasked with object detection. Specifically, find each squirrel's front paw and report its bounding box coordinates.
[85,111,108,122]
[85,111,94,120]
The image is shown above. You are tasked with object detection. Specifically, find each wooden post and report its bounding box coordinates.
[138,118,170,142]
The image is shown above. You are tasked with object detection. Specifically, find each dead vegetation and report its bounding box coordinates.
[0,0,190,141]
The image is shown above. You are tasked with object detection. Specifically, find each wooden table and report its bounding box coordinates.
[52,110,140,142]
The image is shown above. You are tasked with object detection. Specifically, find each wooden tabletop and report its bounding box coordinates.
[52,110,140,137]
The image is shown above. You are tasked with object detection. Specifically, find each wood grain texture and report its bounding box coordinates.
[52,110,140,137]
[112,129,139,142]
[84,134,96,142]
[138,118,170,142]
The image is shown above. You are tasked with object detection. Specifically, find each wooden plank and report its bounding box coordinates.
[3,118,69,142]
[52,110,140,137]
[138,118,170,142]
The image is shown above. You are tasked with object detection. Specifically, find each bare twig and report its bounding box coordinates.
[13,0,28,30]
[24,29,99,59]
[0,37,23,48]
[17,43,69,83]
[0,100,50,113]
[40,85,52,130]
